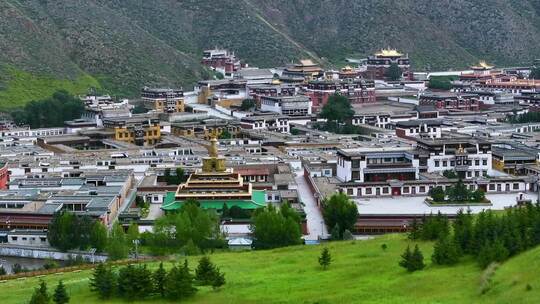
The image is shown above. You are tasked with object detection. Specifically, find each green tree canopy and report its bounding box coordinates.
[11,90,84,128]
[106,222,129,260]
[250,204,302,250]
[319,94,354,124]
[386,63,402,81]
[322,193,358,237]
[240,99,256,111]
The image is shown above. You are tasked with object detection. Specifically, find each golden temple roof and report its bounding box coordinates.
[471,61,494,70]
[375,48,403,57]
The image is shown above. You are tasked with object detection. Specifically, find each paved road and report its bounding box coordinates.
[295,171,328,241]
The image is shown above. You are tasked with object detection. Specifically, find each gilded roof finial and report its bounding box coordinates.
[209,136,218,158]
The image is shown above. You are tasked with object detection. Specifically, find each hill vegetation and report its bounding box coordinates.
[1,0,539,108]
[1,234,540,303]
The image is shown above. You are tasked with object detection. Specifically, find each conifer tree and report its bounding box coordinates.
[399,245,412,271]
[342,229,354,240]
[330,224,341,241]
[153,262,167,297]
[29,281,50,304]
[164,260,197,300]
[53,280,70,304]
[211,267,226,290]
[89,263,116,299]
[195,256,216,285]
[432,235,460,265]
[411,245,426,271]
[453,209,474,253]
[318,247,332,270]
[408,218,420,240]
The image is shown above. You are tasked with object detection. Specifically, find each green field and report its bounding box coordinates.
[0,67,100,110]
[1,234,539,304]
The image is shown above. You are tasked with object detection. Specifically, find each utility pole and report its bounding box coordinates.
[133,239,140,260]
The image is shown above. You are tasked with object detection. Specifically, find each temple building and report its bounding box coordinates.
[141,87,185,113]
[161,137,266,211]
[282,59,324,80]
[201,48,241,76]
[363,48,412,80]
[305,79,376,112]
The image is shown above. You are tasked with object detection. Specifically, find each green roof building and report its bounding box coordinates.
[161,137,267,212]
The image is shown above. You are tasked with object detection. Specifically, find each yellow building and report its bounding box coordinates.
[103,116,161,146]
[172,120,241,140]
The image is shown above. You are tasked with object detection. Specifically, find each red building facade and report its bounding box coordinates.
[363,49,412,81]
[305,79,376,113]
[419,92,480,111]
[0,163,8,190]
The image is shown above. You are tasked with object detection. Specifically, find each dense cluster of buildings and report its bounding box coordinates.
[0,47,539,251]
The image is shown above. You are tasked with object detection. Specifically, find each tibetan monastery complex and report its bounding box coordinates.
[161,137,266,212]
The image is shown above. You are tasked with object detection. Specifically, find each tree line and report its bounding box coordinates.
[48,211,142,261]
[428,179,486,203]
[90,257,225,301]
[408,203,540,269]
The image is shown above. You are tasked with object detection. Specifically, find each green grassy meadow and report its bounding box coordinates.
[1,234,539,304]
[0,67,100,110]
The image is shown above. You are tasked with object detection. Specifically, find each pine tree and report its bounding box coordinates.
[195,256,217,285]
[153,262,167,297]
[399,245,412,271]
[431,235,460,265]
[453,209,473,254]
[53,280,70,304]
[342,229,354,240]
[164,260,197,300]
[211,267,226,290]
[29,281,50,304]
[318,247,332,270]
[411,245,426,271]
[408,218,420,240]
[0,265,6,276]
[89,263,116,299]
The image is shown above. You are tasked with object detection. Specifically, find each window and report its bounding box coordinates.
[382,187,389,194]
[365,188,372,195]
[403,187,410,193]
[489,184,495,190]
[513,183,519,190]
[475,171,480,177]
[40,237,46,242]
[22,237,27,241]
[475,160,480,166]
[435,160,440,167]
[450,161,455,166]
[482,159,487,166]
[419,186,426,193]
[443,161,447,167]
[11,237,17,241]
[347,188,354,195]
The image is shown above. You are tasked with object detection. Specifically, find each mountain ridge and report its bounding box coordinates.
[0,0,539,107]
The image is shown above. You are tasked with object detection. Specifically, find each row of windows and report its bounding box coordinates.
[434,159,488,167]
[345,182,522,196]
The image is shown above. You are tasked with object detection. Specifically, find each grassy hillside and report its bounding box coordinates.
[0,0,539,108]
[1,234,539,304]
[0,67,100,110]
